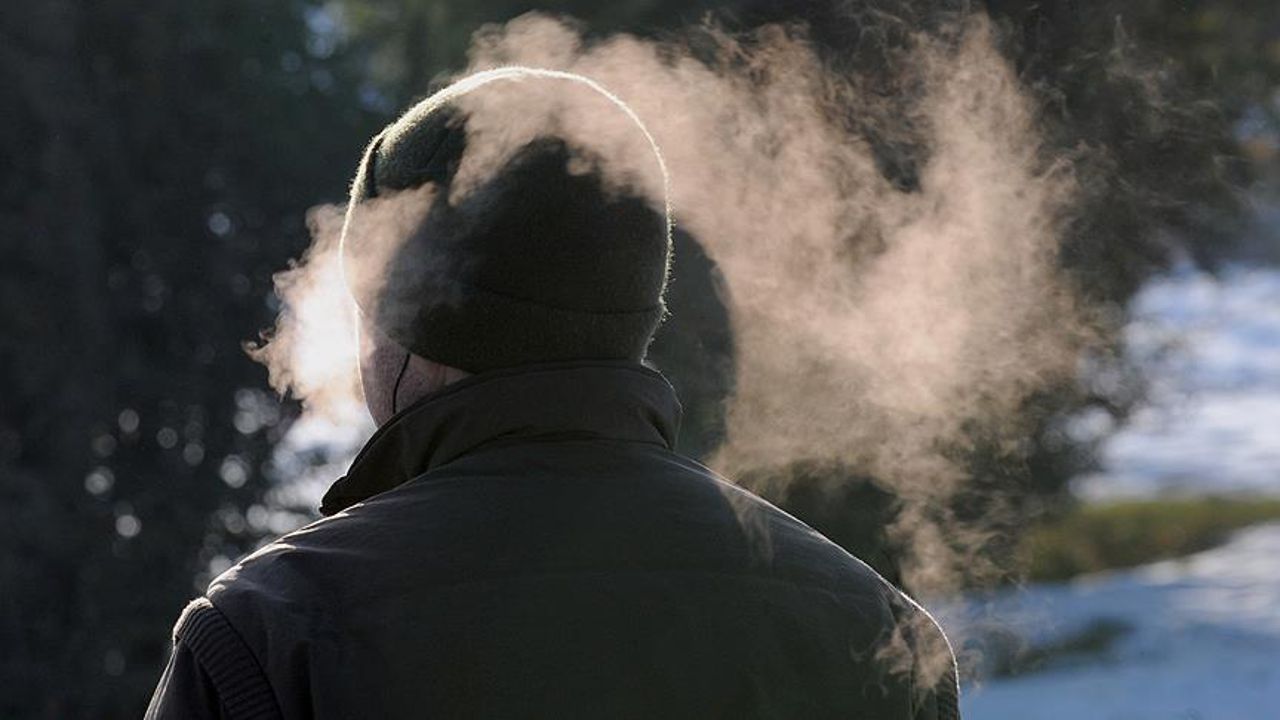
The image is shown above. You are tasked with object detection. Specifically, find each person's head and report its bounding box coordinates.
[341,74,671,425]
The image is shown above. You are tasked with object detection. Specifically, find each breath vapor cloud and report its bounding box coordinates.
[255,12,1095,601]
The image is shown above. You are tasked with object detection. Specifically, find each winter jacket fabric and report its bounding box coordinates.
[146,361,960,719]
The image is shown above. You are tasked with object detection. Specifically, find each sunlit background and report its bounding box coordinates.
[3,1,1279,718]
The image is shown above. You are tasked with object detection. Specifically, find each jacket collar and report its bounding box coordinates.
[320,360,682,516]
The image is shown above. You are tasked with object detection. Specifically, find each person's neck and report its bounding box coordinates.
[392,356,470,418]
[323,361,680,516]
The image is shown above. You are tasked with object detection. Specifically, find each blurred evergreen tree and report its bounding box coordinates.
[336,0,720,105]
[0,1,378,715]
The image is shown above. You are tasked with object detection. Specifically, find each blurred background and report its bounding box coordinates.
[2,1,1278,717]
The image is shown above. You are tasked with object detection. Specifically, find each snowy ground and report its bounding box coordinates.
[1074,264,1280,500]
[957,265,1280,719]
[940,523,1280,720]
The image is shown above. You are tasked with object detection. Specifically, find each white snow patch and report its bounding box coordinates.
[938,523,1280,719]
[1075,264,1280,500]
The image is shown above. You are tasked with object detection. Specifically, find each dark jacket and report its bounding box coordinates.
[146,362,960,719]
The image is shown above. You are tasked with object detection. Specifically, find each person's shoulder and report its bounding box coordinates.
[675,455,892,587]
[684,458,960,714]
[203,482,472,615]
[883,591,961,719]
[195,515,359,675]
[211,502,381,587]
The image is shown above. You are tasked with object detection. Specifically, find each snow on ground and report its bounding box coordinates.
[1074,264,1280,501]
[938,522,1280,720]
[959,264,1280,718]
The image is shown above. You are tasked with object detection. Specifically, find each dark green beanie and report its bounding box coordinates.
[341,95,670,373]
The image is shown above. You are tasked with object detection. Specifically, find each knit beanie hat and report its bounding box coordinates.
[339,72,671,373]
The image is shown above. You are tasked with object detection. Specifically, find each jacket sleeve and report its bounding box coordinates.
[145,598,283,720]
[912,652,961,720]
[888,594,962,720]
[145,638,226,720]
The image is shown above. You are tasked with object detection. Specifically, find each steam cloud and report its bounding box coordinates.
[255,12,1095,604]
